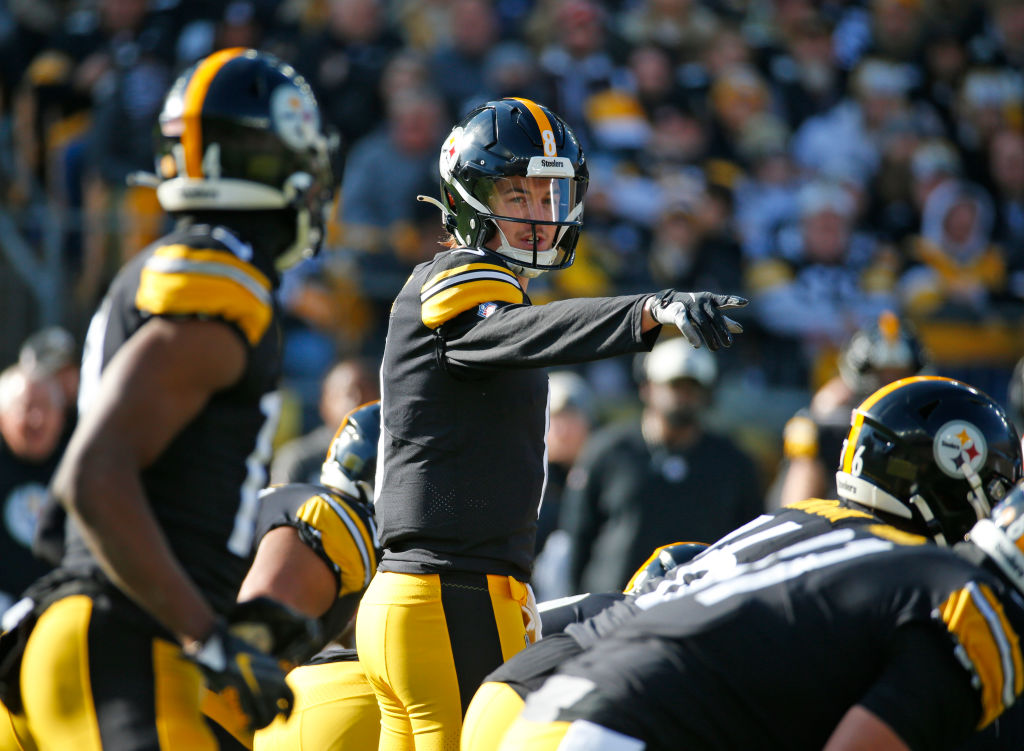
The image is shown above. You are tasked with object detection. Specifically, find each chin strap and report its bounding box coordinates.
[908,494,948,546]
[960,459,993,522]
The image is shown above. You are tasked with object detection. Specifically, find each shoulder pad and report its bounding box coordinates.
[419,251,524,329]
[136,244,273,345]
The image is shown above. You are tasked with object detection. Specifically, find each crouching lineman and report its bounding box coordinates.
[498,475,1024,750]
[0,48,335,750]
[203,401,382,751]
[462,375,1024,751]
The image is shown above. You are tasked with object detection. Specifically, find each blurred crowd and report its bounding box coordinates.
[3,0,1024,585]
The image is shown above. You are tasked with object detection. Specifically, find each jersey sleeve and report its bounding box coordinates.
[857,622,985,750]
[935,582,1024,729]
[295,493,379,600]
[135,243,274,345]
[419,254,525,329]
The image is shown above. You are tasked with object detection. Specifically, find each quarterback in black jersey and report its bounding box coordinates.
[0,49,334,750]
[356,96,748,750]
[461,376,1024,751]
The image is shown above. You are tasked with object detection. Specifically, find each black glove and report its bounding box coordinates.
[228,597,323,665]
[185,621,294,733]
[649,290,747,351]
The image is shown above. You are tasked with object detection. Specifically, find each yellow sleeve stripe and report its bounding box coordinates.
[420,262,520,297]
[150,244,272,294]
[421,277,524,329]
[783,415,819,459]
[136,245,273,345]
[939,582,1024,728]
[296,494,378,598]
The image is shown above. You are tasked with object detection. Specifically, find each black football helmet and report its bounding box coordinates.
[836,376,1022,545]
[155,48,335,268]
[420,97,588,277]
[969,480,1024,597]
[838,310,928,397]
[320,400,380,503]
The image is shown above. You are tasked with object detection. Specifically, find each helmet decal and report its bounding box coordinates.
[181,47,246,177]
[933,420,988,479]
[271,84,319,151]
[440,126,464,181]
[512,97,558,156]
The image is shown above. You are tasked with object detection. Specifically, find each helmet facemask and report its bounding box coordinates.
[457,172,584,277]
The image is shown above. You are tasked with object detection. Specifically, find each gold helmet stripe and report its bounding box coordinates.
[510,97,558,157]
[840,375,957,473]
[182,47,247,178]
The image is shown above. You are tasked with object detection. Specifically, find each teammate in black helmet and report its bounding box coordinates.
[461,375,1024,751]
[0,48,332,749]
[355,96,748,749]
[203,401,383,751]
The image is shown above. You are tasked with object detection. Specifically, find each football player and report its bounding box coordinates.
[498,480,1024,750]
[460,375,1024,751]
[357,95,748,751]
[0,48,334,750]
[203,401,382,751]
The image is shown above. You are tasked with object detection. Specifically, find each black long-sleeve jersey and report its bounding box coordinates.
[60,221,283,615]
[563,498,895,647]
[535,525,1024,751]
[376,247,657,580]
[253,482,379,641]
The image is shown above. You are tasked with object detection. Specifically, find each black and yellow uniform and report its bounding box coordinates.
[499,526,1024,751]
[12,220,283,751]
[359,246,657,750]
[461,499,891,751]
[203,481,380,750]
[253,646,379,751]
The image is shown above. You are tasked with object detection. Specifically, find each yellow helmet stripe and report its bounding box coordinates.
[840,375,958,473]
[510,97,557,157]
[182,47,247,178]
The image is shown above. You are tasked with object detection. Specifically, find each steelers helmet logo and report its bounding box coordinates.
[271,84,319,151]
[439,126,464,181]
[933,420,988,479]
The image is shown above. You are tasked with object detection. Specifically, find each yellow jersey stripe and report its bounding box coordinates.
[136,250,273,345]
[421,262,519,297]
[421,279,524,329]
[939,582,1023,728]
[296,494,377,595]
[840,376,956,473]
[149,244,271,294]
[789,499,873,523]
[511,98,556,157]
[182,47,246,177]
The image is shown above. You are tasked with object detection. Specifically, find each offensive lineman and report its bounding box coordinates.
[461,376,1024,750]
